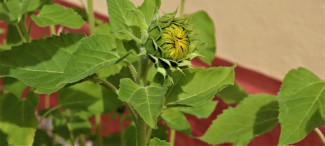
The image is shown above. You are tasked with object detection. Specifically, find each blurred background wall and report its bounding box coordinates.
[66,0,325,80]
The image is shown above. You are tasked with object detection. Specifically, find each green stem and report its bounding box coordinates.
[15,24,26,42]
[95,114,103,146]
[127,103,138,122]
[87,0,95,35]
[123,60,140,84]
[40,105,61,122]
[146,127,153,143]
[139,56,150,86]
[119,114,125,146]
[95,77,118,94]
[180,0,186,16]
[50,25,56,36]
[169,129,176,146]
[315,128,325,146]
[136,118,149,146]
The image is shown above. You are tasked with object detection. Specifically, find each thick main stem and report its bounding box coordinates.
[87,0,95,35]
[136,118,149,146]
[95,114,103,146]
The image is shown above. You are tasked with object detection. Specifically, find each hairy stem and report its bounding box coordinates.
[138,55,150,86]
[169,129,176,146]
[95,77,118,94]
[87,0,95,35]
[136,118,149,146]
[123,60,140,84]
[127,103,138,122]
[315,128,325,145]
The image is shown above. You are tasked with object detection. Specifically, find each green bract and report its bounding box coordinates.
[146,12,199,75]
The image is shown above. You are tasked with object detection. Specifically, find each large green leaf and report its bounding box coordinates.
[106,0,148,42]
[177,100,218,118]
[0,92,39,145]
[190,11,216,65]
[161,109,191,135]
[201,94,279,145]
[165,66,235,106]
[278,67,325,144]
[118,78,166,128]
[59,81,114,114]
[0,34,127,94]
[4,0,31,22]
[31,4,85,29]
[139,0,161,25]
[148,138,171,146]
[217,82,248,104]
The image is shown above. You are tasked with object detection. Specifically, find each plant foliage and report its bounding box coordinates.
[0,0,323,145]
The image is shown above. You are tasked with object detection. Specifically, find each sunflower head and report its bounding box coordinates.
[145,11,198,74]
[158,24,189,61]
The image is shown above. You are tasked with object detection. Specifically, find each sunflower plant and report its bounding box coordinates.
[0,0,324,146]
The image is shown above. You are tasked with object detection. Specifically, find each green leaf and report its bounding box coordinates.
[148,137,171,146]
[106,0,148,42]
[217,82,248,104]
[4,0,31,22]
[31,4,85,29]
[0,3,15,22]
[0,34,127,94]
[59,81,117,114]
[27,0,51,12]
[0,91,39,145]
[166,66,235,106]
[161,109,191,135]
[190,11,216,65]
[6,24,23,46]
[278,67,325,144]
[177,100,218,118]
[201,94,279,145]
[139,0,161,25]
[151,125,168,140]
[118,78,167,128]
[33,130,52,146]
[95,23,113,36]
[3,77,26,97]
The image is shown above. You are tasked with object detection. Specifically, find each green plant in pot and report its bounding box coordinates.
[0,0,324,146]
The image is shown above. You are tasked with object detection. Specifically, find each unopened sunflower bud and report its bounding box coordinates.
[146,11,199,71]
[158,24,189,61]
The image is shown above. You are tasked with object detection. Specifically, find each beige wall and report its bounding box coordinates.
[66,0,325,80]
